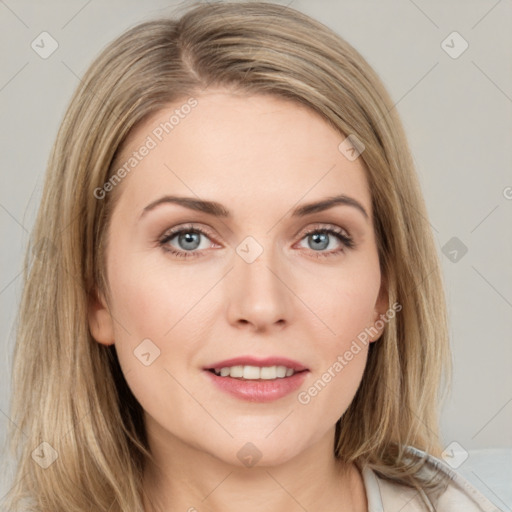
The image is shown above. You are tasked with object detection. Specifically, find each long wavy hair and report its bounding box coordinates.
[5,2,452,510]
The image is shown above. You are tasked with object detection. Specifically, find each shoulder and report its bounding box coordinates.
[361,446,502,512]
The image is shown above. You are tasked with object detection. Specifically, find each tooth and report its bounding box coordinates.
[243,365,261,379]
[276,366,287,378]
[212,365,298,379]
[230,365,244,378]
[260,366,277,379]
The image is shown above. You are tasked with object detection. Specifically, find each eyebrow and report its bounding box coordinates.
[140,194,369,221]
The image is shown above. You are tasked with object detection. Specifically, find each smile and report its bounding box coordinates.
[203,356,309,401]
[210,365,298,379]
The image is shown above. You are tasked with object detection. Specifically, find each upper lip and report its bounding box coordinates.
[204,356,309,372]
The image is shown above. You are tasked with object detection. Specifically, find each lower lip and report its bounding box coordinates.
[204,370,309,402]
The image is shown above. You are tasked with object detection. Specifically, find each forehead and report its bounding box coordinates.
[110,90,372,220]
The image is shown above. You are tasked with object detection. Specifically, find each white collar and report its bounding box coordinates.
[359,447,502,512]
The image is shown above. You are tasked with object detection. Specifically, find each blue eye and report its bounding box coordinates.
[297,227,354,258]
[159,225,213,259]
[159,224,354,259]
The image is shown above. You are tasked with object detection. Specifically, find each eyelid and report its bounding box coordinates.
[298,222,351,238]
[160,222,218,241]
[295,223,355,250]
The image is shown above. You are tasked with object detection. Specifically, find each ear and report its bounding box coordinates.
[369,273,389,343]
[88,288,115,346]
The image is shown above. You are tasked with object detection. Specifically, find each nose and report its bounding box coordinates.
[225,242,293,332]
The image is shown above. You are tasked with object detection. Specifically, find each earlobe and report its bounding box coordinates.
[87,289,115,346]
[369,277,389,343]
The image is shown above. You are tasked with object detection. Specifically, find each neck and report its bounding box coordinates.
[141,419,366,512]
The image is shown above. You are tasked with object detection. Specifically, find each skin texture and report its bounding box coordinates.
[88,89,388,512]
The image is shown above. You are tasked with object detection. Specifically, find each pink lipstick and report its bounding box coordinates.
[203,355,309,402]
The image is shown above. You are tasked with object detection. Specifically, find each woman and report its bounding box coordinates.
[5,2,501,511]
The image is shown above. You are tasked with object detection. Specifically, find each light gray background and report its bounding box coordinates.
[1,0,511,507]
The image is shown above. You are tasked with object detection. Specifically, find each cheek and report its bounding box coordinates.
[306,256,381,341]
[296,292,373,429]
[106,244,215,343]
[297,347,368,427]
[105,257,200,434]
[289,258,380,416]
[104,246,216,401]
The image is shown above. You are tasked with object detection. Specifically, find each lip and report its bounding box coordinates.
[204,368,309,402]
[203,356,308,372]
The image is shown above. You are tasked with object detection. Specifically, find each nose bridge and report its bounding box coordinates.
[226,234,292,329]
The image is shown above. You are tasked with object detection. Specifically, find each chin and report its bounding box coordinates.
[213,436,310,469]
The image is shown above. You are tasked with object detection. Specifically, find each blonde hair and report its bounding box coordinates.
[5,2,452,510]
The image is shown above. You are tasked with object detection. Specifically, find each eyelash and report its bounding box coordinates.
[158,223,355,260]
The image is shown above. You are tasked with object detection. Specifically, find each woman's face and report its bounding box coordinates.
[89,90,388,467]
